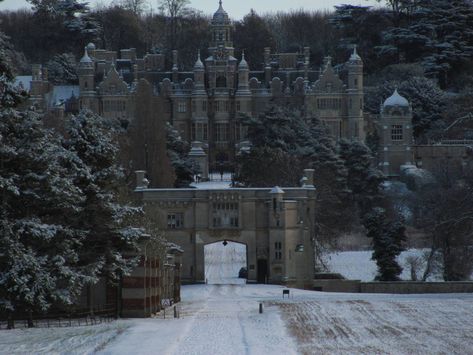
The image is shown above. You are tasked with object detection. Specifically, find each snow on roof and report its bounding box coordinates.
[166,242,184,254]
[270,186,285,194]
[349,46,362,62]
[48,85,80,107]
[14,76,32,92]
[239,51,248,69]
[80,47,93,64]
[190,180,232,190]
[194,50,204,70]
[383,89,409,107]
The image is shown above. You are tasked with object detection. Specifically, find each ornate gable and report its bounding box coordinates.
[312,58,344,93]
[99,65,129,95]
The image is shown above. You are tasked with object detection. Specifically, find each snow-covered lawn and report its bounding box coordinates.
[3,246,473,355]
[0,321,128,354]
[327,249,442,281]
[273,294,473,354]
[3,285,473,355]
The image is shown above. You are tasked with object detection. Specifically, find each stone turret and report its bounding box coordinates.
[347,45,364,140]
[78,47,95,94]
[237,51,251,96]
[378,89,413,176]
[193,50,205,90]
[209,0,233,55]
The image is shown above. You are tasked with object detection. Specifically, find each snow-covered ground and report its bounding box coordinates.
[4,285,472,355]
[327,249,444,281]
[0,321,128,354]
[3,247,473,355]
[204,241,246,284]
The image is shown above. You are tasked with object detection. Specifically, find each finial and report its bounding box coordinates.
[242,50,245,60]
[219,0,222,6]
[198,49,201,60]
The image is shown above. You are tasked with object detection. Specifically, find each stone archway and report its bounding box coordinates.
[204,240,247,284]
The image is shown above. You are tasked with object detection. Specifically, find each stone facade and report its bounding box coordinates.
[377,89,414,176]
[134,170,317,289]
[27,1,366,175]
[21,1,473,181]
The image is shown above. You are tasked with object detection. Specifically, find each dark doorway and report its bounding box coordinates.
[257,259,268,283]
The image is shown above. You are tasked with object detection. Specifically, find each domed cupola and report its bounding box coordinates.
[212,0,230,25]
[86,42,96,51]
[79,47,93,67]
[383,89,409,108]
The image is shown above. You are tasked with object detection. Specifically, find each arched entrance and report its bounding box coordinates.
[204,240,247,284]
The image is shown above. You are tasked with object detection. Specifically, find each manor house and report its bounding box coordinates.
[18,1,472,178]
[26,1,366,176]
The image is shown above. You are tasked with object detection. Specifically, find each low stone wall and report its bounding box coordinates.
[313,280,361,293]
[360,281,473,294]
[313,280,473,294]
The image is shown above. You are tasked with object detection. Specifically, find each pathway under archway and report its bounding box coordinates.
[204,241,247,284]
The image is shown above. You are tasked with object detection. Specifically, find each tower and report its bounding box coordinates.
[235,52,251,143]
[191,50,209,155]
[78,47,95,110]
[209,0,234,57]
[347,46,364,140]
[378,89,414,176]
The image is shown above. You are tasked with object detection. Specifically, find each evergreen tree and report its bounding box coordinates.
[0,109,96,315]
[378,0,473,87]
[166,123,199,187]
[1,27,93,316]
[0,32,27,108]
[46,53,78,84]
[363,207,407,281]
[55,0,100,39]
[235,106,353,268]
[339,139,385,215]
[234,10,275,68]
[66,110,143,282]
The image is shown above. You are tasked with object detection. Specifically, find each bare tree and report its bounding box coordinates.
[158,0,190,48]
[118,0,150,16]
[413,162,473,281]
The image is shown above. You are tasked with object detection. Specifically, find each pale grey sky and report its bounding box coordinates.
[1,0,382,19]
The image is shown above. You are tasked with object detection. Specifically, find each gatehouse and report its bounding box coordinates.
[134,169,316,288]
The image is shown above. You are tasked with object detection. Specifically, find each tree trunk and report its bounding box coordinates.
[27,311,34,328]
[7,314,14,329]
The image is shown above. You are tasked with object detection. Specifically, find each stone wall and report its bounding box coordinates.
[313,280,473,294]
[360,281,473,294]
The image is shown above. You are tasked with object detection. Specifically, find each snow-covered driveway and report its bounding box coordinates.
[99,286,473,355]
[100,284,298,355]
